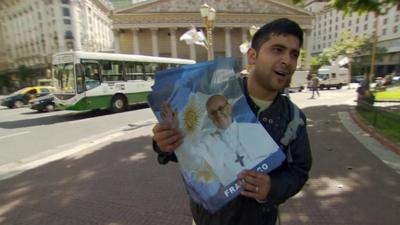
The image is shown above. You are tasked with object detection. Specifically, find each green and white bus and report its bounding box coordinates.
[52,51,195,112]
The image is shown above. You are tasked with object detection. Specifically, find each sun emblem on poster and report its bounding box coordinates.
[183,95,203,135]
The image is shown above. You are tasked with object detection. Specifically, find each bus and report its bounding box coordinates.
[52,51,195,112]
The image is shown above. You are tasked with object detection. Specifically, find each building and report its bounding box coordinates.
[109,0,145,9]
[0,0,114,91]
[111,0,313,69]
[304,0,400,76]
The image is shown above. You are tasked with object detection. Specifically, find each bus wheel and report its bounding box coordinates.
[111,95,127,113]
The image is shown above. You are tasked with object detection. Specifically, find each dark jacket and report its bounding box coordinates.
[153,78,312,225]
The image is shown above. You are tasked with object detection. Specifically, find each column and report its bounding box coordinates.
[241,28,248,69]
[151,28,159,56]
[70,0,82,51]
[53,0,66,51]
[189,44,196,61]
[170,27,178,58]
[304,29,312,70]
[113,29,120,53]
[132,28,140,54]
[224,27,232,57]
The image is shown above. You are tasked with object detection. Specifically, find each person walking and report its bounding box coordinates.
[152,18,312,225]
[310,74,320,99]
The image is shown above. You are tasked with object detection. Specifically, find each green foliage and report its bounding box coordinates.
[292,0,399,14]
[17,65,36,82]
[330,0,399,15]
[357,106,400,144]
[313,31,369,66]
[0,74,10,87]
[375,87,400,100]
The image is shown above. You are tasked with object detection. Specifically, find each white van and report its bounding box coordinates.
[289,70,308,92]
[317,65,349,89]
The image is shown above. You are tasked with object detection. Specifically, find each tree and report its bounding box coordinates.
[292,0,399,87]
[292,0,399,11]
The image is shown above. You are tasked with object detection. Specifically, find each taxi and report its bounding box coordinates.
[0,86,55,108]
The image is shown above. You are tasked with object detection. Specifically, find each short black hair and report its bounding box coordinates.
[250,18,303,51]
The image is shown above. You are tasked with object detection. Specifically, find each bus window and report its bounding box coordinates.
[81,62,101,91]
[101,61,123,81]
[125,62,145,80]
[144,62,165,80]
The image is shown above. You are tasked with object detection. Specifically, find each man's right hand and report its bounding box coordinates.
[152,122,184,153]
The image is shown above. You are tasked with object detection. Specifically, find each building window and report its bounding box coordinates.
[383,18,387,25]
[64,19,71,24]
[65,30,73,39]
[395,15,399,22]
[356,26,359,32]
[61,0,70,4]
[348,20,352,26]
[62,7,70,17]
[394,26,398,33]
[382,28,386,35]
[365,14,368,20]
[364,24,368,30]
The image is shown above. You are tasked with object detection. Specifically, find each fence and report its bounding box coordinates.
[356,101,400,143]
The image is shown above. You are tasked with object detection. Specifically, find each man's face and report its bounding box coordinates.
[207,96,232,130]
[248,34,300,92]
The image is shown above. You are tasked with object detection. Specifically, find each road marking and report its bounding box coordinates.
[0,131,30,140]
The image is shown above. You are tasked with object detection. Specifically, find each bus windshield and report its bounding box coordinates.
[53,63,76,96]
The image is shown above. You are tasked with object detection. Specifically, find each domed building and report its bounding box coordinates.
[111,0,313,69]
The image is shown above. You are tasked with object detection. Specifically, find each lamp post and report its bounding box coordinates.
[200,3,216,60]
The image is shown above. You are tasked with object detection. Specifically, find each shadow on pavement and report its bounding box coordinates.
[0,134,191,225]
[0,104,399,225]
[281,104,400,225]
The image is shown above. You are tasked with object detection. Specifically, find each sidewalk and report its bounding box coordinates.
[0,105,399,225]
[280,105,400,225]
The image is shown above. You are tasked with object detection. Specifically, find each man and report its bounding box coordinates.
[310,74,320,99]
[152,18,312,225]
[196,94,279,186]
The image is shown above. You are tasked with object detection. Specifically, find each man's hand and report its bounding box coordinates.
[152,122,184,153]
[238,170,271,202]
[153,102,184,153]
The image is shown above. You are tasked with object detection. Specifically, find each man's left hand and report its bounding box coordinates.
[238,170,271,202]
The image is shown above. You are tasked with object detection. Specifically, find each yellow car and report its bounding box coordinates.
[1,86,55,108]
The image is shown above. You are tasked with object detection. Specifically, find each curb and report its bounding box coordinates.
[350,110,400,156]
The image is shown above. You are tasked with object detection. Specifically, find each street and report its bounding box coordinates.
[0,87,399,225]
[0,103,153,166]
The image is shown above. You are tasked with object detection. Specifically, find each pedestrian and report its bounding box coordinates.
[310,73,320,99]
[152,18,312,225]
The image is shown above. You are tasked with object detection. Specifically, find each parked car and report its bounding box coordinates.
[0,86,55,108]
[29,94,59,112]
[351,75,365,83]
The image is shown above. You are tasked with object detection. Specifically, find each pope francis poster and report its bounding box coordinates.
[148,58,285,213]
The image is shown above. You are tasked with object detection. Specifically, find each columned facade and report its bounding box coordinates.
[112,0,313,69]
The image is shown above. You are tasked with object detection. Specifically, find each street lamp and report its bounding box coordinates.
[200,3,216,60]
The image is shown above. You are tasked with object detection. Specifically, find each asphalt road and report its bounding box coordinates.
[0,103,154,166]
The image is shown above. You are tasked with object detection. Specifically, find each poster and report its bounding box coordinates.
[148,58,285,213]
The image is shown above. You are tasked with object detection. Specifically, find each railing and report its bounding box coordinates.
[356,102,400,129]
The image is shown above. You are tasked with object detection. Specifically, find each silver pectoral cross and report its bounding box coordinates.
[235,152,245,167]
